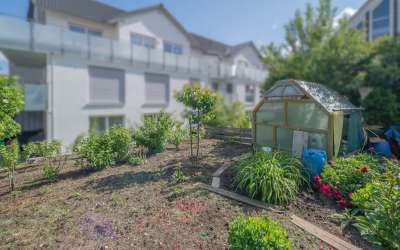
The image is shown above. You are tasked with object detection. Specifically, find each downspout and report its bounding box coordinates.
[47,53,54,141]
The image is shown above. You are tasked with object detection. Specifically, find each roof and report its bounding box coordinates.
[29,0,261,58]
[264,79,358,112]
[30,0,126,23]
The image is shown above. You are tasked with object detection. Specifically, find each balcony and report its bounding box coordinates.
[0,14,268,83]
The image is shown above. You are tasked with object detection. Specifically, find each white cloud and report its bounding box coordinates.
[334,7,357,28]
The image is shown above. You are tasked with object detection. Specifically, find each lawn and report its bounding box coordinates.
[0,139,369,249]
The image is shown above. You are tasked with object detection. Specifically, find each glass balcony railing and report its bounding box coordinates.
[0,14,268,83]
[22,84,47,111]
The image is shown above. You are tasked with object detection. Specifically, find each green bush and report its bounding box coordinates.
[42,156,67,182]
[133,111,174,154]
[74,126,132,169]
[228,215,292,250]
[320,154,381,200]
[168,122,187,150]
[22,139,62,161]
[108,125,132,162]
[234,151,305,204]
[170,168,188,184]
[362,88,400,127]
[206,98,251,128]
[351,162,400,249]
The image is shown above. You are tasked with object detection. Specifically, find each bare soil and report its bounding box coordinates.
[0,140,366,249]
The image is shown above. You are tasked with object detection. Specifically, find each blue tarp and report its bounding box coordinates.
[385,126,400,146]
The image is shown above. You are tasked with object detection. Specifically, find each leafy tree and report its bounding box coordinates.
[0,76,25,139]
[207,96,251,128]
[262,0,371,104]
[175,84,217,161]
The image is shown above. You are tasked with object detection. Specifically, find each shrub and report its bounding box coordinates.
[75,133,114,170]
[0,140,19,191]
[42,156,67,182]
[228,215,292,250]
[169,122,187,150]
[351,162,400,249]
[133,111,174,154]
[22,139,62,161]
[234,151,305,204]
[170,168,188,184]
[108,125,132,162]
[318,154,381,207]
[207,97,251,128]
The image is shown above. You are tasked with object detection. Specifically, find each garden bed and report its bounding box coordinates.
[0,139,327,249]
[220,167,372,249]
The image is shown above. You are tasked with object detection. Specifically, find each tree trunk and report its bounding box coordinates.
[189,120,193,158]
[196,110,200,160]
[9,168,15,191]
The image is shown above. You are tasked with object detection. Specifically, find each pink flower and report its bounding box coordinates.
[327,160,333,165]
[338,199,350,208]
[320,184,333,198]
[348,192,353,199]
[368,147,376,153]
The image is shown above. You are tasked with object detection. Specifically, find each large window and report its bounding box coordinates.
[144,73,169,105]
[89,66,125,105]
[90,116,124,133]
[163,41,183,55]
[245,84,255,103]
[372,0,390,39]
[69,24,102,37]
[131,33,157,49]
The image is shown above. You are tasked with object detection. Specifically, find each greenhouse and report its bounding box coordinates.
[252,79,365,159]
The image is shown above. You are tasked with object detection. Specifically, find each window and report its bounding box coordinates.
[372,0,390,39]
[90,116,124,133]
[69,24,102,37]
[163,41,183,55]
[245,84,255,103]
[226,83,233,94]
[211,82,219,91]
[131,33,156,49]
[145,73,169,105]
[89,66,125,105]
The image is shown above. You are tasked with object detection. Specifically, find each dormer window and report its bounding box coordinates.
[163,41,183,55]
[69,24,102,37]
[131,33,157,49]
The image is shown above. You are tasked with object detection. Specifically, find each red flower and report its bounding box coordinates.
[314,176,321,186]
[348,192,353,199]
[320,183,333,198]
[360,166,368,173]
[327,160,333,165]
[334,190,342,200]
[338,199,350,208]
[368,147,376,153]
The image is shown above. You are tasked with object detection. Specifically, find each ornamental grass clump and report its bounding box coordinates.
[228,215,292,250]
[234,151,305,204]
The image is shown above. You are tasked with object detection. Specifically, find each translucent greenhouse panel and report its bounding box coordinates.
[308,133,328,150]
[287,102,328,130]
[276,127,293,151]
[256,125,274,147]
[256,102,284,124]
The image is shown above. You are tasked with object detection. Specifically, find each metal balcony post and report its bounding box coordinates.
[30,22,34,51]
[110,39,114,62]
[147,47,150,68]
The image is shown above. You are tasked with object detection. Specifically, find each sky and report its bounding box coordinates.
[0,0,366,74]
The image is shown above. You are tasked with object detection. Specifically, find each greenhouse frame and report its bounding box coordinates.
[252,79,365,159]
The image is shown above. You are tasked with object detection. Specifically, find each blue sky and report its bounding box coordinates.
[0,0,366,74]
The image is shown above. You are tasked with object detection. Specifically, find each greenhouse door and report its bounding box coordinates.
[292,131,308,157]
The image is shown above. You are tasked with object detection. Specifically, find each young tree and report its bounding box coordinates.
[0,76,24,191]
[206,96,251,128]
[262,0,371,104]
[175,84,217,161]
[0,139,19,191]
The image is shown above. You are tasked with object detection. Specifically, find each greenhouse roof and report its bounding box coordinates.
[264,79,358,112]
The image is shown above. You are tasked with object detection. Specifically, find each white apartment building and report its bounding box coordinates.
[0,0,268,146]
[349,0,399,41]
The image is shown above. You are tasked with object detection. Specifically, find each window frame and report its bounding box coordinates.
[163,40,184,55]
[131,32,157,49]
[245,84,256,103]
[69,23,103,37]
